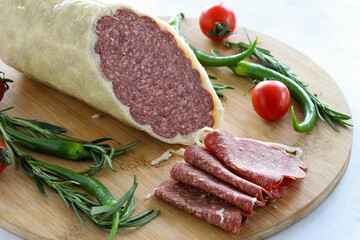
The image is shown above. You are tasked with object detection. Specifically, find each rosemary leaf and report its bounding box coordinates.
[23,127,39,138]
[208,74,217,79]
[88,217,119,232]
[211,82,235,90]
[215,90,226,99]
[71,201,88,226]
[33,171,58,181]
[118,195,136,222]
[76,194,99,206]
[90,137,122,146]
[115,140,141,151]
[55,185,70,208]
[98,182,138,222]
[33,176,46,196]
[211,82,235,99]
[91,206,113,215]
[124,209,155,223]
[73,199,92,213]
[52,180,80,186]
[82,143,107,153]
[16,118,67,134]
[118,210,160,227]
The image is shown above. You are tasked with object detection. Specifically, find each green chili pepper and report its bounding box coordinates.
[28,160,160,240]
[5,125,135,161]
[188,37,257,66]
[230,61,317,132]
[0,110,141,175]
[30,160,117,206]
[168,12,258,67]
[5,125,92,160]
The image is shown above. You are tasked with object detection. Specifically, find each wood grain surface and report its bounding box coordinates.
[0,18,353,240]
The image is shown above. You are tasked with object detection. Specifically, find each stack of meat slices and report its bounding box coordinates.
[154,130,308,235]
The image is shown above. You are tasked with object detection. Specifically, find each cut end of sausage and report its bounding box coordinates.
[94,8,217,140]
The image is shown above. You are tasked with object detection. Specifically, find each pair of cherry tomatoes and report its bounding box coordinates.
[200,3,290,120]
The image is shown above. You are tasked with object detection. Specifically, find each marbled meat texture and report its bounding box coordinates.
[154,180,247,235]
[204,130,307,194]
[184,144,271,202]
[94,9,214,138]
[171,162,265,216]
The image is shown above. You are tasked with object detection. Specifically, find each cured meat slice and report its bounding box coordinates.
[0,0,223,145]
[154,180,247,235]
[269,187,287,199]
[204,130,307,193]
[184,144,271,202]
[170,162,264,215]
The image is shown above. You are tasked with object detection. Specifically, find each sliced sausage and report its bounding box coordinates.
[170,162,265,216]
[184,144,271,202]
[154,180,247,235]
[204,130,307,193]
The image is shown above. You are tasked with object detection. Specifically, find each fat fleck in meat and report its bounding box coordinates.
[154,180,247,235]
[94,9,214,138]
[170,162,265,215]
[184,144,271,202]
[204,130,307,195]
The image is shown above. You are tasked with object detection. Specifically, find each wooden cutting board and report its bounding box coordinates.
[0,18,353,240]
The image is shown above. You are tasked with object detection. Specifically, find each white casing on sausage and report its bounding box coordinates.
[0,0,224,145]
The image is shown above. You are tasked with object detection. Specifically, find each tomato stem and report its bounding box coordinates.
[207,20,232,39]
[0,71,13,94]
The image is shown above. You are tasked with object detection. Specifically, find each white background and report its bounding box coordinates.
[1,0,359,239]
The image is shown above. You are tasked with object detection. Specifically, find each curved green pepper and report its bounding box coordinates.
[169,12,258,67]
[28,161,160,240]
[5,125,91,160]
[230,61,317,132]
[30,160,117,206]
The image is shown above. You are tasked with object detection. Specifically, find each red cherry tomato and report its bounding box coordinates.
[0,141,8,174]
[0,80,5,102]
[199,2,236,40]
[0,164,5,174]
[251,80,291,120]
[0,71,12,102]
[0,80,5,101]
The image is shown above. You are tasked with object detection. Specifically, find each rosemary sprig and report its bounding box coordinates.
[0,120,158,238]
[0,122,95,218]
[0,107,139,175]
[225,28,352,131]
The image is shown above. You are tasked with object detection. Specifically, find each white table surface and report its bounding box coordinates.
[1,0,359,239]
